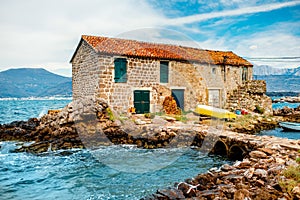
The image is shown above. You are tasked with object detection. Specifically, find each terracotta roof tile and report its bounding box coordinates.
[81,35,252,66]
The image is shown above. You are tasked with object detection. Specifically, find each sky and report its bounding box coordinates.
[0,0,299,77]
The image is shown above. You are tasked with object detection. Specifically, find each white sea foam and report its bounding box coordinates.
[38,107,48,118]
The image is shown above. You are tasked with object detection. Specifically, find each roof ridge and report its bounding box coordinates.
[82,35,207,50]
[79,35,252,66]
[82,35,239,54]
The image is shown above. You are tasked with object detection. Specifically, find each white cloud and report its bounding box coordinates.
[197,22,300,68]
[236,32,300,68]
[164,1,300,25]
[249,45,258,50]
[219,0,259,8]
[0,0,165,76]
[1,0,299,76]
[197,37,229,51]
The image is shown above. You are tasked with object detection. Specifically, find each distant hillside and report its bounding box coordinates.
[39,81,72,97]
[0,68,72,98]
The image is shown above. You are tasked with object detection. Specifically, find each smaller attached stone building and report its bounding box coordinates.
[71,35,266,114]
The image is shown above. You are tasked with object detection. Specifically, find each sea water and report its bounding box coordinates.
[0,98,230,200]
[0,143,229,200]
[1,98,299,199]
[259,128,300,140]
[267,100,300,140]
[0,97,72,124]
[272,102,300,110]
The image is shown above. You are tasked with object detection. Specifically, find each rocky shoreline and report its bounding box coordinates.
[0,98,291,153]
[0,99,202,153]
[226,115,279,134]
[273,105,300,120]
[143,146,300,199]
[273,96,300,103]
[1,98,300,199]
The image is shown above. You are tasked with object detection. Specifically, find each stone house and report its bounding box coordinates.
[70,35,260,114]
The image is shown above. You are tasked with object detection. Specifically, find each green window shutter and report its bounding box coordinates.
[242,66,248,81]
[114,58,127,83]
[160,61,169,83]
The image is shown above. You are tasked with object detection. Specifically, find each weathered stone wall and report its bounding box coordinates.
[96,57,160,112]
[225,66,242,91]
[224,65,253,91]
[168,61,207,110]
[243,80,266,94]
[72,43,254,113]
[72,41,101,100]
[195,64,225,107]
[248,66,253,80]
[226,80,273,114]
[100,58,209,112]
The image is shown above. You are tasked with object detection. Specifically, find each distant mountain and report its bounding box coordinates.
[39,81,72,97]
[253,65,300,76]
[0,68,72,98]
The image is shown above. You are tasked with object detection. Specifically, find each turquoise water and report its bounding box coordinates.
[259,128,300,140]
[0,98,299,199]
[0,143,229,200]
[0,98,230,200]
[0,98,72,124]
[272,102,300,110]
[268,101,300,140]
[270,96,300,110]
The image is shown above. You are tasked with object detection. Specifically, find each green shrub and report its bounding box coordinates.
[144,113,155,119]
[106,108,115,121]
[254,105,265,114]
[279,165,300,196]
[283,165,300,180]
[181,110,192,115]
[155,111,165,116]
[174,115,188,123]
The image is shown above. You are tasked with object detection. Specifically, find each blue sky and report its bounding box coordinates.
[0,0,299,76]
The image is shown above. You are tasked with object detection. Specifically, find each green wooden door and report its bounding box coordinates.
[172,89,184,110]
[134,90,150,114]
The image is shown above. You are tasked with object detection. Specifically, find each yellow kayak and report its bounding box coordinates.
[194,105,236,120]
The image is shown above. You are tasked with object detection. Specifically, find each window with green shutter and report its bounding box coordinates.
[160,61,169,83]
[114,58,127,83]
[242,66,248,81]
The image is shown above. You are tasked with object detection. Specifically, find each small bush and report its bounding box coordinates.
[279,165,300,196]
[181,110,192,115]
[283,165,300,180]
[144,113,155,119]
[155,112,165,116]
[279,179,298,194]
[254,105,265,114]
[174,115,188,123]
[106,108,115,121]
